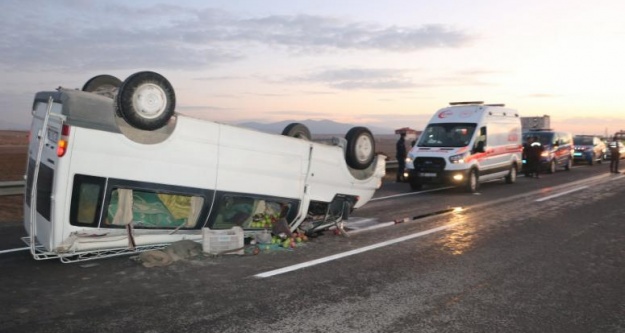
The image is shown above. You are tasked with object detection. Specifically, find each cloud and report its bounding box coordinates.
[0,91,34,130]
[0,1,473,72]
[526,93,559,98]
[294,68,418,90]
[290,67,505,90]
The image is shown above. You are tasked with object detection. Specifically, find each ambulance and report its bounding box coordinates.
[405,101,522,192]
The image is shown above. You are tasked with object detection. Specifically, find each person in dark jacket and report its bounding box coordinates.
[396,132,407,182]
[608,135,621,173]
[527,136,544,178]
[522,137,532,176]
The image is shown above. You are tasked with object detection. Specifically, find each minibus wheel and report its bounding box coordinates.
[345,127,375,170]
[82,74,122,99]
[116,71,176,131]
[281,123,311,140]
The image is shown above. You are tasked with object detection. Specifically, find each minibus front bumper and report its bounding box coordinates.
[408,168,470,185]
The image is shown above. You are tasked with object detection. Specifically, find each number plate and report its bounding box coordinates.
[419,172,436,177]
[573,152,582,156]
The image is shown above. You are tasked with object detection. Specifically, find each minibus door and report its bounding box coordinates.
[25,96,65,255]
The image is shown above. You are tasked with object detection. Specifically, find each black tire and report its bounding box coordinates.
[115,71,176,131]
[409,176,422,191]
[565,157,572,171]
[466,168,479,193]
[345,127,375,170]
[82,74,122,99]
[281,123,311,140]
[505,164,517,184]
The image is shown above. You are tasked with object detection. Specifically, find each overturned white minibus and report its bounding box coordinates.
[23,71,385,262]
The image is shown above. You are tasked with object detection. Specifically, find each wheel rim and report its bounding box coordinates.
[133,83,167,119]
[354,135,373,163]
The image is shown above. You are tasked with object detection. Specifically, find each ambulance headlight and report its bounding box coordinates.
[449,152,469,164]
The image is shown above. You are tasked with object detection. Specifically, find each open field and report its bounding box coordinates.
[0,131,28,223]
[0,131,28,182]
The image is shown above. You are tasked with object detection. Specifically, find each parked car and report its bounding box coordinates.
[604,141,625,160]
[522,129,573,174]
[573,135,605,165]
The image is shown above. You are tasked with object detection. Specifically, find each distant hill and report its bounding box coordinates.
[237,119,394,135]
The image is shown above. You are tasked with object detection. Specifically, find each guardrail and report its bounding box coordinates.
[0,161,401,196]
[0,180,25,196]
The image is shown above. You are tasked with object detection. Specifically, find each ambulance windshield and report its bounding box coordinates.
[418,123,477,148]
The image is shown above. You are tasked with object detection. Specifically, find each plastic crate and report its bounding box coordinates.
[202,227,244,255]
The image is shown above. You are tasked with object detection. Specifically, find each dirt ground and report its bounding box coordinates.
[0,131,28,223]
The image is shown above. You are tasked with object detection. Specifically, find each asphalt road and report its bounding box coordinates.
[1,162,624,332]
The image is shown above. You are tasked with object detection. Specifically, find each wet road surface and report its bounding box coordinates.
[1,164,624,332]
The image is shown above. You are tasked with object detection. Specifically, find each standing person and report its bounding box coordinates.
[608,135,621,173]
[528,136,544,178]
[396,132,407,182]
[522,136,533,177]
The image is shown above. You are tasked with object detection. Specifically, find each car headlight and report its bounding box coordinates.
[449,152,469,164]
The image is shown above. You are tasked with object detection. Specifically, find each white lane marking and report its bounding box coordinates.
[535,186,589,202]
[0,247,29,254]
[254,222,460,278]
[371,186,454,201]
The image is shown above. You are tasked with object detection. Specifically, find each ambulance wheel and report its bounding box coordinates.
[116,71,175,131]
[466,168,479,193]
[345,127,375,170]
[548,159,556,174]
[281,123,311,140]
[82,74,122,99]
[505,164,517,184]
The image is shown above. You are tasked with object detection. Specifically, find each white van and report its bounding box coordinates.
[23,71,385,262]
[405,101,522,192]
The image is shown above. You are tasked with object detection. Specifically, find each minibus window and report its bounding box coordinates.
[212,195,292,230]
[417,123,477,147]
[70,175,105,226]
[76,183,102,224]
[104,189,203,229]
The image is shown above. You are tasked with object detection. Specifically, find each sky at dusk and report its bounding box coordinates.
[1,0,625,135]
